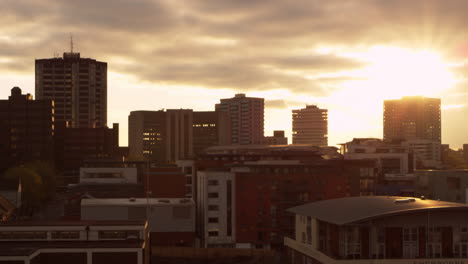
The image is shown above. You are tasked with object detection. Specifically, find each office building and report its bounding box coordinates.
[0,87,54,171]
[285,196,468,263]
[193,111,231,155]
[129,110,230,162]
[54,122,120,185]
[35,51,107,128]
[383,96,441,143]
[292,105,328,146]
[128,110,193,162]
[215,93,264,145]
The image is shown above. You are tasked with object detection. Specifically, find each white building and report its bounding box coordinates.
[197,171,236,248]
[341,138,415,175]
[402,139,441,168]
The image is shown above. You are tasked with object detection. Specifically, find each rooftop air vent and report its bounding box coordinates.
[394,198,416,204]
[129,197,136,202]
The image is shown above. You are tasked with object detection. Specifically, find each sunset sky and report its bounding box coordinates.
[1,0,468,148]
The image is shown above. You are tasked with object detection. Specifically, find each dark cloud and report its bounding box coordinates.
[3,0,468,95]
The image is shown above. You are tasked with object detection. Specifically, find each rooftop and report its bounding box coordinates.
[0,220,145,227]
[81,198,194,206]
[288,196,468,225]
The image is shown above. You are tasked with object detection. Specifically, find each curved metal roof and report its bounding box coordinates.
[288,196,468,225]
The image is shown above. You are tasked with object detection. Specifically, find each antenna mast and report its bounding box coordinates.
[70,34,74,53]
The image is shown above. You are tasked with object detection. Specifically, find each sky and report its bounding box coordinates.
[1,0,468,148]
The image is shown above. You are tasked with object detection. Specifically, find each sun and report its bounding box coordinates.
[349,46,458,99]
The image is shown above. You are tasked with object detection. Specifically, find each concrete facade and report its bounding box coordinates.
[35,52,107,128]
[292,105,328,146]
[215,93,264,145]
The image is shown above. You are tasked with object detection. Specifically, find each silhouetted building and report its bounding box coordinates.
[292,105,328,146]
[144,166,187,198]
[215,93,264,145]
[285,196,468,262]
[55,122,119,185]
[384,96,441,142]
[35,52,107,128]
[128,110,193,162]
[262,130,288,145]
[0,87,54,171]
[193,111,231,155]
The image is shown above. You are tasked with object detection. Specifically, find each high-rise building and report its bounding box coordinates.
[292,105,328,146]
[35,51,107,128]
[383,96,441,142]
[215,93,264,145]
[0,87,54,171]
[193,111,231,154]
[128,110,193,162]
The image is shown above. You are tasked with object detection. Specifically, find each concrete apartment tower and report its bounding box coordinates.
[383,96,441,142]
[292,105,328,146]
[215,93,264,145]
[35,51,107,128]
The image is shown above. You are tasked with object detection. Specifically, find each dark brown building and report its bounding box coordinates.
[35,52,107,128]
[193,111,231,155]
[383,96,441,143]
[54,122,119,185]
[0,87,54,171]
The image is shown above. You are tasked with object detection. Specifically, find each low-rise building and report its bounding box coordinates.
[285,196,468,263]
[0,220,146,264]
[80,167,138,184]
[81,198,195,246]
[416,170,468,204]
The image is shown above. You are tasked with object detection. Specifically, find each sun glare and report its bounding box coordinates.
[348,46,458,99]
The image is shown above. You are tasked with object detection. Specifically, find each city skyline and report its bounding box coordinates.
[2,0,468,148]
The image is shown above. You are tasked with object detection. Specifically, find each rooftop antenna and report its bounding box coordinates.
[70,34,74,53]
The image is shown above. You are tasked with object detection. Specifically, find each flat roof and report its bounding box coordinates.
[288,196,468,225]
[82,198,194,206]
[0,240,143,256]
[0,220,145,227]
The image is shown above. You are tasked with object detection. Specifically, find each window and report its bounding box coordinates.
[403,227,418,258]
[51,231,80,239]
[98,230,139,240]
[208,231,219,237]
[208,217,219,223]
[208,192,219,198]
[208,205,219,211]
[208,180,219,186]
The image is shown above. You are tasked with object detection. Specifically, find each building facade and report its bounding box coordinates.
[285,196,468,264]
[0,220,145,264]
[0,87,54,171]
[292,105,328,146]
[383,96,441,143]
[128,110,193,162]
[54,122,120,185]
[35,52,107,128]
[262,130,288,145]
[215,93,264,145]
[193,111,231,155]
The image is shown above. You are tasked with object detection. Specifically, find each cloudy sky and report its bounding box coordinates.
[2,0,468,148]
